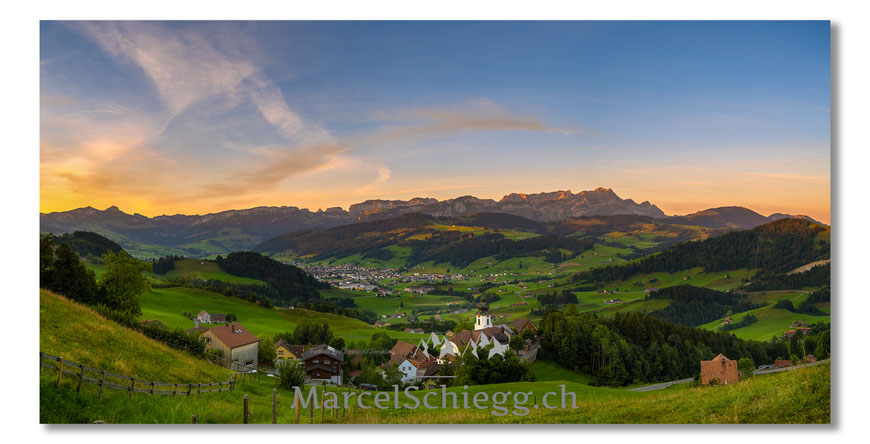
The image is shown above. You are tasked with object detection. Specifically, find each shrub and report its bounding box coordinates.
[276,360,307,390]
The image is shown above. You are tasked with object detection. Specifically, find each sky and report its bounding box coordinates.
[39,21,831,223]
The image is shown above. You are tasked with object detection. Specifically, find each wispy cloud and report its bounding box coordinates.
[362,99,574,146]
[42,25,574,216]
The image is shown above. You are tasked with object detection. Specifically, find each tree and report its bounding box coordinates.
[259,338,277,367]
[509,335,524,352]
[40,234,55,287]
[815,330,830,359]
[99,251,152,317]
[737,357,755,378]
[329,336,346,351]
[521,329,536,341]
[50,243,101,305]
[276,360,307,390]
[226,313,238,322]
[789,333,802,359]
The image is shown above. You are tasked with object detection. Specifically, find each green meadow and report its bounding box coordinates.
[699,291,830,341]
[139,286,425,340]
[155,258,266,285]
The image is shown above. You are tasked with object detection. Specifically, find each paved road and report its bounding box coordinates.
[627,359,829,392]
[628,378,694,392]
[753,359,829,375]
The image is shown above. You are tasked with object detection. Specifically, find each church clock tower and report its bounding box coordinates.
[474,295,492,330]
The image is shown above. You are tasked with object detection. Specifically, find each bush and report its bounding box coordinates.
[276,360,307,390]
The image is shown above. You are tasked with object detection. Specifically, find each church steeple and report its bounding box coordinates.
[474,295,492,330]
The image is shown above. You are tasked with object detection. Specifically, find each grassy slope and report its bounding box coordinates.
[155,258,266,285]
[698,291,830,340]
[41,359,830,424]
[140,286,425,340]
[40,289,229,383]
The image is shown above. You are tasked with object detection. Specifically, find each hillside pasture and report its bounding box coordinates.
[155,258,266,285]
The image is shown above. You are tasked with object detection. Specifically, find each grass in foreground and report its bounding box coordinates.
[40,362,830,424]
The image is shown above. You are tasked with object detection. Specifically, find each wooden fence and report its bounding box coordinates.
[39,351,236,398]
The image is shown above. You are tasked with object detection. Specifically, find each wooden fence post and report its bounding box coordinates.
[77,365,84,393]
[198,383,202,397]
[174,383,178,397]
[231,376,235,391]
[295,390,300,424]
[273,388,278,424]
[99,370,105,399]
[129,377,134,398]
[243,395,249,424]
[56,357,64,389]
[150,381,155,397]
[187,383,192,397]
[191,414,198,424]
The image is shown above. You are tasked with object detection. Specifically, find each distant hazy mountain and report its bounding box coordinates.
[40,188,821,256]
[665,206,826,229]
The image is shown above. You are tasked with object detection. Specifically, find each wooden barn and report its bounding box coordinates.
[201,322,260,371]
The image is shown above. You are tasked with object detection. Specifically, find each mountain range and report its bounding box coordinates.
[40,188,823,257]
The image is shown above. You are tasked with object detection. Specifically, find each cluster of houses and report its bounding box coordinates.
[374,298,539,387]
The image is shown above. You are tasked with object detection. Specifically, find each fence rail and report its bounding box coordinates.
[40,351,235,397]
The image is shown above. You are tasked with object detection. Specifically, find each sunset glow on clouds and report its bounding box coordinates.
[40,21,830,222]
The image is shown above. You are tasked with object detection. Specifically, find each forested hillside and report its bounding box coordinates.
[537,308,788,387]
[574,219,829,284]
[647,285,765,326]
[50,231,125,257]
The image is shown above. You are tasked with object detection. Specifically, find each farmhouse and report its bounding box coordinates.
[700,354,739,385]
[197,311,226,324]
[509,318,537,336]
[302,344,344,385]
[382,355,418,384]
[201,322,260,371]
[274,340,305,365]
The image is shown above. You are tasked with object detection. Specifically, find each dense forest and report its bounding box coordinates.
[574,219,829,284]
[537,290,579,307]
[215,251,329,302]
[743,263,830,291]
[51,231,125,258]
[538,308,790,386]
[647,285,765,327]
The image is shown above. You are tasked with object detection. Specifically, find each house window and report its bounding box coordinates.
[314,359,319,363]
[278,350,284,355]
[324,359,330,364]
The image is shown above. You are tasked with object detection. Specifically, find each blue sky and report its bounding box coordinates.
[40,21,830,221]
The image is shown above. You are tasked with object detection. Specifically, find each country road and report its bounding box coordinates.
[627,359,830,391]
